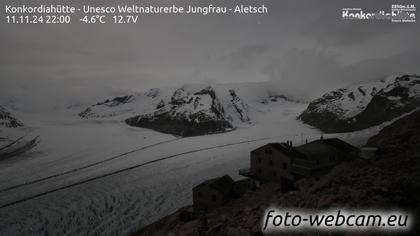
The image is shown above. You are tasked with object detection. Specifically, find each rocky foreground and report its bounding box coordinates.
[137,111,420,235]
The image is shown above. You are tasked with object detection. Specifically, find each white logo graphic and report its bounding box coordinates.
[342,4,416,22]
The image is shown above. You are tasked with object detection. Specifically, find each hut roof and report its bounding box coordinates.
[252,142,307,159]
[322,138,359,153]
[193,175,234,195]
[296,138,359,161]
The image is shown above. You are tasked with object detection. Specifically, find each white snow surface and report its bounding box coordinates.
[0,82,386,236]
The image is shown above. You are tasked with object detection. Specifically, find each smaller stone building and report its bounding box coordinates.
[193,175,234,213]
[193,175,254,213]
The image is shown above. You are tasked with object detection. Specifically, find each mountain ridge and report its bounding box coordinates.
[299,74,420,133]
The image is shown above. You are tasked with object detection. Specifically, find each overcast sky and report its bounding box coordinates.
[1,0,419,110]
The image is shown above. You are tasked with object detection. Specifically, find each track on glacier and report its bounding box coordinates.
[0,133,320,209]
[0,137,180,193]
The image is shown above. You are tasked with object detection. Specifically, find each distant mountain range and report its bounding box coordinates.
[79,74,420,136]
[299,74,420,133]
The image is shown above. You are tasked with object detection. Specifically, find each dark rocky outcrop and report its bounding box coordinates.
[156,99,165,109]
[228,89,250,123]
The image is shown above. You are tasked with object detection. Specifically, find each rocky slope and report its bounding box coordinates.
[137,111,420,235]
[366,109,420,148]
[79,83,294,136]
[299,74,420,133]
[0,106,23,128]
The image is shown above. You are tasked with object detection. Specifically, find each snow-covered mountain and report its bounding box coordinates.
[79,83,293,136]
[125,86,234,136]
[0,106,23,128]
[300,74,420,132]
